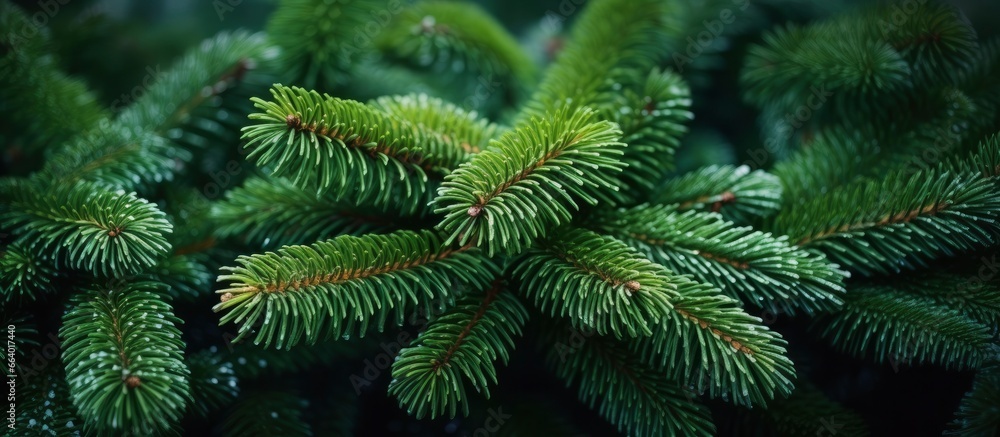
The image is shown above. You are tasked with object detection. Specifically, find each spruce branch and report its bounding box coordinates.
[631,276,797,407]
[186,350,239,418]
[772,128,887,205]
[948,133,1000,179]
[771,169,1000,276]
[877,1,978,86]
[511,228,677,339]
[60,281,190,435]
[520,0,674,120]
[947,364,1000,436]
[34,126,185,192]
[603,67,693,198]
[820,282,997,370]
[543,323,715,437]
[0,243,56,303]
[376,0,537,106]
[16,369,83,436]
[241,85,469,206]
[2,180,173,277]
[211,175,425,249]
[214,230,499,349]
[116,30,270,134]
[653,164,783,224]
[0,2,107,156]
[741,19,911,118]
[738,382,870,436]
[961,38,1000,139]
[886,270,1000,328]
[371,93,504,154]
[221,390,311,437]
[266,0,382,89]
[434,106,625,256]
[389,280,529,419]
[590,204,847,315]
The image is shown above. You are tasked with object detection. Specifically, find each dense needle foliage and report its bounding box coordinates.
[1,0,998,436]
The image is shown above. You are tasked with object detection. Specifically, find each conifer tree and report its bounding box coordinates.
[2,0,998,436]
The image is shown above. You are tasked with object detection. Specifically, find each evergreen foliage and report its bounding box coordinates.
[3,0,1000,435]
[589,204,847,315]
[389,280,528,419]
[60,281,189,435]
[2,181,173,277]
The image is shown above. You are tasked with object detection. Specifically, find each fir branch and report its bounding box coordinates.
[343,59,437,101]
[741,19,911,119]
[116,31,269,134]
[0,2,107,156]
[16,369,83,436]
[214,230,499,349]
[771,169,1000,276]
[520,0,673,120]
[60,281,189,435]
[2,181,173,277]
[888,271,1000,329]
[227,337,376,380]
[371,93,503,154]
[512,228,676,339]
[389,280,529,419]
[603,67,693,199]
[0,243,56,303]
[590,205,847,315]
[877,1,978,87]
[186,350,239,418]
[241,85,466,205]
[435,106,625,256]
[631,276,797,407]
[773,128,887,205]
[221,390,311,437]
[544,324,716,437]
[947,133,1000,179]
[266,0,381,89]
[739,382,870,436]
[144,253,213,302]
[211,175,426,249]
[652,164,783,224]
[947,364,1000,436]
[820,282,997,370]
[375,1,537,106]
[961,38,1000,140]
[33,125,186,192]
